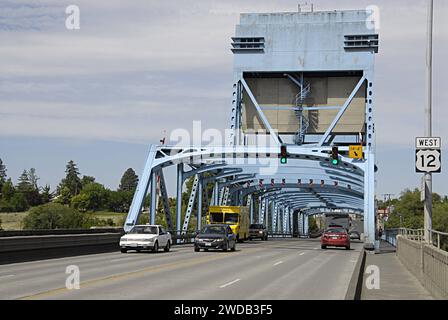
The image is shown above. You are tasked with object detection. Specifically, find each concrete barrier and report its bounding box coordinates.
[0,233,122,265]
[345,248,366,300]
[0,228,123,237]
[0,230,196,265]
[397,235,448,299]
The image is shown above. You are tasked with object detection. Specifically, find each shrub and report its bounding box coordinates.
[23,203,87,229]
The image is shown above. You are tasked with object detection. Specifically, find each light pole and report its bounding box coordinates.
[424,0,434,244]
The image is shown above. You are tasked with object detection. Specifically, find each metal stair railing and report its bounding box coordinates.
[294,82,311,145]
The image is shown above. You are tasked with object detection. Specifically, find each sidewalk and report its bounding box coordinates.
[361,241,434,300]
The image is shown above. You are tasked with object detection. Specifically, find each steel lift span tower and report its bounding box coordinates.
[124,9,380,249]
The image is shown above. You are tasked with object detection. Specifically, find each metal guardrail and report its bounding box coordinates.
[169,231,197,244]
[268,233,294,238]
[398,228,425,241]
[382,228,399,247]
[384,228,447,251]
[430,229,448,251]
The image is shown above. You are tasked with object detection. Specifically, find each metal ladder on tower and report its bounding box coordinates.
[294,79,311,145]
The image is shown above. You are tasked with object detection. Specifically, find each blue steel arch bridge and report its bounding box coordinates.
[124,10,379,249]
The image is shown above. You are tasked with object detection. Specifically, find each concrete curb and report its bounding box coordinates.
[345,249,366,300]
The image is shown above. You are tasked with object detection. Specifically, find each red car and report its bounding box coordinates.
[321,228,351,250]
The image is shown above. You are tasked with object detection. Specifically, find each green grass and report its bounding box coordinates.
[0,211,127,230]
[88,211,127,225]
[0,212,29,230]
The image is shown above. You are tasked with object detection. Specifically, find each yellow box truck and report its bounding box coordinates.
[206,206,250,242]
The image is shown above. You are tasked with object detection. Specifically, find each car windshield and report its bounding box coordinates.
[250,224,264,229]
[201,226,226,234]
[129,226,158,234]
[209,212,224,223]
[325,228,346,234]
[224,213,239,224]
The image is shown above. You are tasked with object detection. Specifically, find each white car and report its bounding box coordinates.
[120,225,171,253]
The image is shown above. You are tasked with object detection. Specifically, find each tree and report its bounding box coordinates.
[107,190,133,213]
[17,169,41,207]
[40,185,53,204]
[0,179,15,212]
[70,183,109,212]
[27,168,39,190]
[10,193,29,212]
[0,158,6,194]
[17,170,32,192]
[309,217,319,233]
[1,179,14,201]
[54,186,72,205]
[0,178,29,212]
[118,168,138,192]
[23,203,87,229]
[81,175,95,188]
[58,160,82,199]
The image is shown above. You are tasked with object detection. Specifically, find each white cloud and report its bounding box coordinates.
[0,0,447,148]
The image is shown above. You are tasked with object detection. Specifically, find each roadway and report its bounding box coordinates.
[0,238,363,300]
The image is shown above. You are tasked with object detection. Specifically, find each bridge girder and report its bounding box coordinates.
[124,144,375,246]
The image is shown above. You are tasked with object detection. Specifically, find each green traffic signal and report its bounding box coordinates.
[280,145,288,164]
[331,147,339,165]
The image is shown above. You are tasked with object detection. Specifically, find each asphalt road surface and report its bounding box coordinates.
[0,238,363,300]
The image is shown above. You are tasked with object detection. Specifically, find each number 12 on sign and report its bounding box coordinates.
[415,149,441,173]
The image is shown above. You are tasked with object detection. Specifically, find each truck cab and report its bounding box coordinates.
[206,206,249,242]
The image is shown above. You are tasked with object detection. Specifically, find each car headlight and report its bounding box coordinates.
[259,231,263,234]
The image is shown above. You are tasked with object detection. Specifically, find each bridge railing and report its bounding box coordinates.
[269,233,294,238]
[430,229,448,251]
[384,228,448,252]
[398,228,425,242]
[393,232,448,299]
[382,228,399,247]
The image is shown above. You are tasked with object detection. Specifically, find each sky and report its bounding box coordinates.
[0,0,447,199]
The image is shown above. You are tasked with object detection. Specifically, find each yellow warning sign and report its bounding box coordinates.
[349,145,363,159]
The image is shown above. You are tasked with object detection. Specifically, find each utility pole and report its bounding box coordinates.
[424,0,434,244]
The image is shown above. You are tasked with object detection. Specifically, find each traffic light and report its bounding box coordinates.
[280,144,288,164]
[331,147,340,165]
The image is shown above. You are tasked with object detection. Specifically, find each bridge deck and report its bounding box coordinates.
[1,239,363,300]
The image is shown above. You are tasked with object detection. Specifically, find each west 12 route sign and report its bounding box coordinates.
[415,137,441,173]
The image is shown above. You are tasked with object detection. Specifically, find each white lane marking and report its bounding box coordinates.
[0,274,15,279]
[219,278,241,288]
[110,257,143,263]
[273,261,284,266]
[299,252,306,256]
